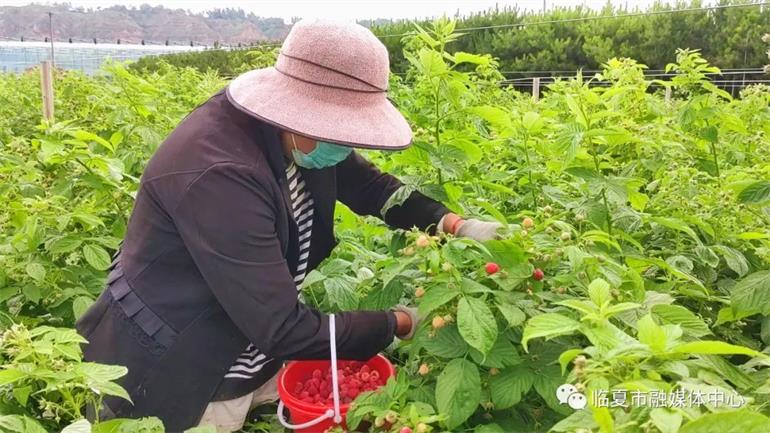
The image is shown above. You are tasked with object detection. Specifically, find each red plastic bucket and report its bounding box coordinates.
[277,355,395,433]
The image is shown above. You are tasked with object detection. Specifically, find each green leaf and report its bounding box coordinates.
[650,216,701,244]
[12,386,31,407]
[521,313,581,352]
[48,236,84,254]
[423,325,469,358]
[550,410,599,432]
[679,410,770,433]
[637,314,667,352]
[652,304,711,337]
[474,424,506,433]
[83,244,112,270]
[736,181,770,205]
[62,419,92,433]
[712,245,749,277]
[0,369,25,386]
[484,239,527,270]
[70,130,115,152]
[731,271,770,319]
[453,51,490,66]
[469,336,520,368]
[559,349,583,375]
[435,359,481,430]
[460,278,492,294]
[324,276,359,311]
[496,303,525,328]
[593,406,614,433]
[72,212,105,229]
[457,296,498,355]
[418,283,460,315]
[470,105,512,131]
[73,296,95,320]
[21,284,41,304]
[650,408,683,433]
[672,340,761,357]
[0,415,48,433]
[489,365,534,409]
[588,278,611,307]
[25,262,46,282]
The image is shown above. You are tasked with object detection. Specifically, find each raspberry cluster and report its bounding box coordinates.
[292,361,385,406]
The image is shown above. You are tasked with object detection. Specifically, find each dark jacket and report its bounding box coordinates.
[75,88,449,431]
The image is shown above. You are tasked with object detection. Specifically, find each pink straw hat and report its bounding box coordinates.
[226,19,413,150]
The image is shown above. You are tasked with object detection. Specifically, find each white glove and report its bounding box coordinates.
[455,218,504,242]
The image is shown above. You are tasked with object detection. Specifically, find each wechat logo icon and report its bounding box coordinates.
[557,384,587,410]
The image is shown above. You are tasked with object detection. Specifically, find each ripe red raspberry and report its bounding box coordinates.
[532,268,545,281]
[485,262,500,274]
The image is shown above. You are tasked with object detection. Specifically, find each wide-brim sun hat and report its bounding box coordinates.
[226,19,412,150]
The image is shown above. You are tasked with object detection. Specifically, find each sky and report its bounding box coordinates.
[2,0,684,21]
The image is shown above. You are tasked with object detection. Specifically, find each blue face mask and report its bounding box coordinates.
[291,139,352,169]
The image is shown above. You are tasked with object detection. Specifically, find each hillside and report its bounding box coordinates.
[0,4,291,45]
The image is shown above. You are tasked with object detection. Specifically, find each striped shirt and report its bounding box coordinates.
[222,161,314,381]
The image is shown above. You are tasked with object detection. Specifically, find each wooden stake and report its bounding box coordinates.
[532,77,541,101]
[40,60,54,122]
[664,85,672,103]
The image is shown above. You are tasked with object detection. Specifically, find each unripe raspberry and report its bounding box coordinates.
[431,316,446,330]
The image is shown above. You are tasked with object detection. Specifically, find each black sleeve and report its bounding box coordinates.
[173,161,396,361]
[336,151,450,233]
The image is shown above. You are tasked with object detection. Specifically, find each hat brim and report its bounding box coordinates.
[226,68,412,150]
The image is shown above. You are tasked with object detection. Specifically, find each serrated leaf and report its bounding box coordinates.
[423,325,469,358]
[652,304,711,337]
[737,181,770,205]
[469,336,520,368]
[672,340,761,357]
[588,278,611,307]
[650,216,701,244]
[637,314,667,352]
[73,296,94,320]
[489,365,534,409]
[47,236,84,254]
[457,296,498,355]
[521,313,581,352]
[497,303,525,328]
[712,245,749,277]
[61,419,92,433]
[324,276,359,311]
[679,409,770,433]
[418,283,460,315]
[83,244,112,270]
[731,271,770,320]
[25,263,46,282]
[435,359,481,429]
[650,408,682,433]
[12,386,31,407]
[558,349,583,375]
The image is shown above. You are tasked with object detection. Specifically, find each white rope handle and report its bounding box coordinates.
[277,313,343,429]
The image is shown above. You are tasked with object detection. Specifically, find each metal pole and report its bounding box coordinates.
[48,12,55,67]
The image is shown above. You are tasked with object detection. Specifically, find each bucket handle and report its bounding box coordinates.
[277,313,343,429]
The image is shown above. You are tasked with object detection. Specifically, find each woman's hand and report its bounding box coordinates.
[392,305,419,340]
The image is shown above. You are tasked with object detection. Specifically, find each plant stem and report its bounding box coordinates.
[710,142,721,186]
[522,134,536,206]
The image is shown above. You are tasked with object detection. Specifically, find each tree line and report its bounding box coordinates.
[131,0,769,80]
